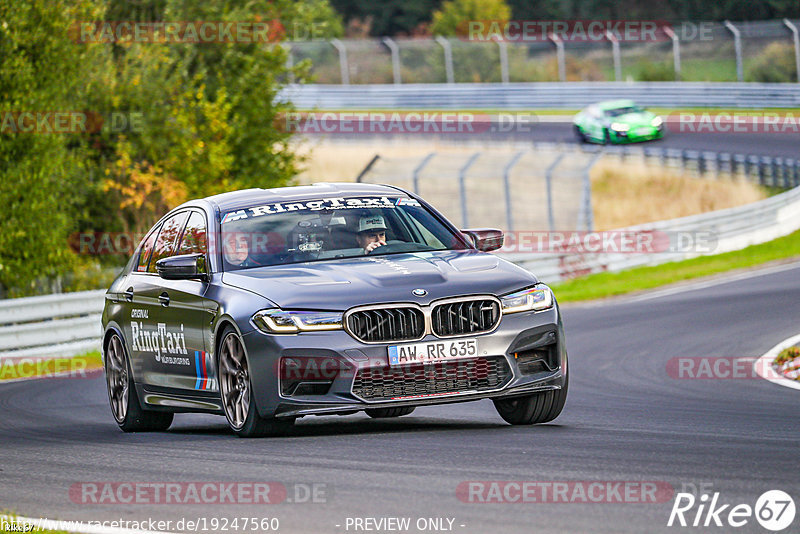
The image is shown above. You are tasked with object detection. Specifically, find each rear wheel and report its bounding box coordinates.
[365,407,415,418]
[218,328,294,438]
[105,333,173,432]
[573,125,587,143]
[493,361,568,425]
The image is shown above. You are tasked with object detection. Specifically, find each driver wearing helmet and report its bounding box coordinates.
[356,214,387,253]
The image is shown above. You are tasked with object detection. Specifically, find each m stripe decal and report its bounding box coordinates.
[195,351,208,390]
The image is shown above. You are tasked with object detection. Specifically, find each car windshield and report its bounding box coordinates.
[604,106,644,117]
[219,195,468,270]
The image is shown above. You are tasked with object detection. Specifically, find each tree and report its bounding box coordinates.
[1,0,343,296]
[0,0,103,296]
[431,0,511,36]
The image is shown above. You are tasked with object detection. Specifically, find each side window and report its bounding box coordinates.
[177,211,208,257]
[135,225,160,273]
[401,209,445,249]
[148,211,189,273]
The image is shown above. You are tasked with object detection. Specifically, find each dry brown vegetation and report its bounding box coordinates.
[590,158,766,230]
[294,140,768,229]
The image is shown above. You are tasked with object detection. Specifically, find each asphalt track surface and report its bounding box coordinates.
[319,120,800,159]
[2,262,799,533]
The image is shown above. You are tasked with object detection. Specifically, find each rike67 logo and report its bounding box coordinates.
[668,490,796,531]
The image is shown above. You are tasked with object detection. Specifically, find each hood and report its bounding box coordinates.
[221,250,538,310]
[611,111,656,126]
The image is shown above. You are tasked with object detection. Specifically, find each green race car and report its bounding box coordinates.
[573,100,664,144]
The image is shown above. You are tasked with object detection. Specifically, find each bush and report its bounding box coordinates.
[746,42,797,83]
[774,346,800,366]
[635,60,675,81]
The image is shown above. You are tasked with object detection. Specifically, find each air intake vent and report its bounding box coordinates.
[352,356,511,401]
[346,307,425,343]
[431,299,500,337]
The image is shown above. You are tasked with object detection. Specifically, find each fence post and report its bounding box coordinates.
[784,19,800,83]
[577,153,601,232]
[605,30,622,81]
[548,33,566,82]
[724,21,744,82]
[382,37,402,84]
[282,43,295,83]
[331,38,350,85]
[412,153,436,194]
[356,155,381,182]
[502,151,525,231]
[544,153,566,232]
[459,153,481,227]
[663,25,681,80]
[495,38,509,83]
[435,36,455,84]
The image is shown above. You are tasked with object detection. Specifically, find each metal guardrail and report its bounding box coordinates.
[281,82,800,109]
[594,143,800,187]
[0,290,104,361]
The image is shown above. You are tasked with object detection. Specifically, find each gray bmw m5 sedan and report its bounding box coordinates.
[102,183,568,437]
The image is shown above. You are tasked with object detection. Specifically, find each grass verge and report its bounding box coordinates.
[0,351,102,382]
[551,228,800,303]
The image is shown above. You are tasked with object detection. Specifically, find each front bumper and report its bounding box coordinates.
[240,305,567,419]
[611,125,664,143]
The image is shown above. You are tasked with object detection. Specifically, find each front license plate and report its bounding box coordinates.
[387,338,477,367]
[636,127,651,136]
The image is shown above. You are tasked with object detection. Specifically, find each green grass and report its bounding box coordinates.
[0,351,102,382]
[551,228,800,303]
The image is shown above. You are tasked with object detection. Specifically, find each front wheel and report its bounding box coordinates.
[573,125,587,143]
[105,333,173,432]
[218,328,294,438]
[493,371,568,425]
[365,407,415,418]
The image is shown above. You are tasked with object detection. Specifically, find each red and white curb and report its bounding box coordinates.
[753,333,800,391]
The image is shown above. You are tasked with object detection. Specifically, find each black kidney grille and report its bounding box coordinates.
[431,299,500,337]
[347,307,425,343]
[352,356,511,401]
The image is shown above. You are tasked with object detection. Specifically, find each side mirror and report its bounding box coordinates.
[156,253,208,281]
[462,228,504,252]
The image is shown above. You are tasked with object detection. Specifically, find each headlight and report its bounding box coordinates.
[252,309,343,334]
[501,287,553,314]
[651,116,663,127]
[610,122,629,132]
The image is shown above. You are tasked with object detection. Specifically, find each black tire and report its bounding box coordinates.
[493,365,568,425]
[573,125,587,143]
[365,406,416,418]
[105,333,173,432]
[217,327,294,438]
[603,128,612,145]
